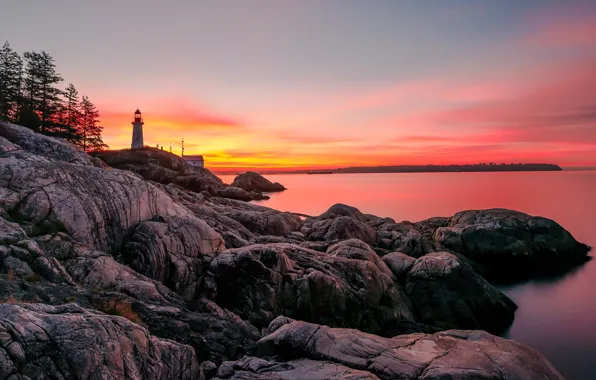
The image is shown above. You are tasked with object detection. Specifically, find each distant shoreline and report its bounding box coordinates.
[214,163,564,175]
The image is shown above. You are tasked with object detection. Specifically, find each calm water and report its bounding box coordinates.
[221,171,596,379]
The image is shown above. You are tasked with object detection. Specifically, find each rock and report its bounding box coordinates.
[301,216,377,245]
[121,216,224,300]
[231,171,286,192]
[405,252,517,334]
[0,303,200,380]
[93,147,224,192]
[205,243,418,335]
[381,251,415,278]
[201,361,218,379]
[0,121,96,166]
[138,297,260,364]
[374,221,443,256]
[326,239,395,280]
[216,186,252,201]
[246,319,564,380]
[0,216,27,244]
[317,203,368,221]
[211,357,379,380]
[434,209,592,282]
[1,139,207,254]
[211,205,301,237]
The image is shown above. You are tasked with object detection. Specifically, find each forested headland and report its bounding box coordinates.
[0,41,107,152]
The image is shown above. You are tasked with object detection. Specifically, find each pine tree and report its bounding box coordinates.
[80,96,107,152]
[23,51,63,133]
[0,41,23,122]
[62,83,82,142]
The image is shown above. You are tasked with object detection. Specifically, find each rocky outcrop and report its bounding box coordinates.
[0,303,200,380]
[434,209,591,282]
[231,171,286,192]
[405,252,517,334]
[93,147,223,190]
[0,121,99,167]
[205,243,419,335]
[1,136,205,254]
[212,317,564,380]
[0,123,581,379]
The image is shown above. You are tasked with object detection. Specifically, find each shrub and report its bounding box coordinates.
[24,273,41,283]
[95,299,142,324]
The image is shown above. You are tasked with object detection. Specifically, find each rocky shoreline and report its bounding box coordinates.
[0,121,590,379]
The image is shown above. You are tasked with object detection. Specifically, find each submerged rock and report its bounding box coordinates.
[231,171,286,192]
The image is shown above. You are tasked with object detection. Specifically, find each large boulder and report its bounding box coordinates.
[231,171,285,192]
[223,318,564,380]
[121,215,224,299]
[205,243,418,336]
[405,252,517,334]
[301,216,377,245]
[434,209,591,282]
[0,303,199,380]
[381,251,415,278]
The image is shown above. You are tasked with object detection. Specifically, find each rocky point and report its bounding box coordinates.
[0,120,590,379]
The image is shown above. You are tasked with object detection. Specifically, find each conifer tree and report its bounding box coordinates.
[62,83,82,142]
[80,96,107,152]
[0,42,23,122]
[23,51,63,133]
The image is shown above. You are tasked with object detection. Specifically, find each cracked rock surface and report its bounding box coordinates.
[0,303,199,380]
[212,317,564,380]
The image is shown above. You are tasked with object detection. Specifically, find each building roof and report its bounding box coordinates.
[135,109,141,114]
[183,155,204,160]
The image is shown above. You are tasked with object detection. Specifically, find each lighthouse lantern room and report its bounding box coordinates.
[131,109,144,149]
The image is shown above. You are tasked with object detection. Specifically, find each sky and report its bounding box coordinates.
[1,0,596,171]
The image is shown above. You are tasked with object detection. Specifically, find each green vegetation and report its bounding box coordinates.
[0,41,107,152]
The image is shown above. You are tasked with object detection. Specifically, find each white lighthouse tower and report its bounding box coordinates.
[131,109,144,149]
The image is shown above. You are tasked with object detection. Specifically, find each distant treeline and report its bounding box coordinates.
[275,163,563,175]
[333,163,562,173]
[0,41,107,152]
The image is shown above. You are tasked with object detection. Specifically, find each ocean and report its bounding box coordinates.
[220,170,596,379]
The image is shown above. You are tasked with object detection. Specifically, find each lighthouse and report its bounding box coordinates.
[131,109,144,149]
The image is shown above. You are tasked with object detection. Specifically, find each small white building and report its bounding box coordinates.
[183,155,204,168]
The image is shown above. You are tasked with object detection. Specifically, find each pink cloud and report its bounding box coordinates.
[522,5,596,48]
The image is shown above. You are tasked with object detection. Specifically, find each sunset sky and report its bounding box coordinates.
[2,0,596,171]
